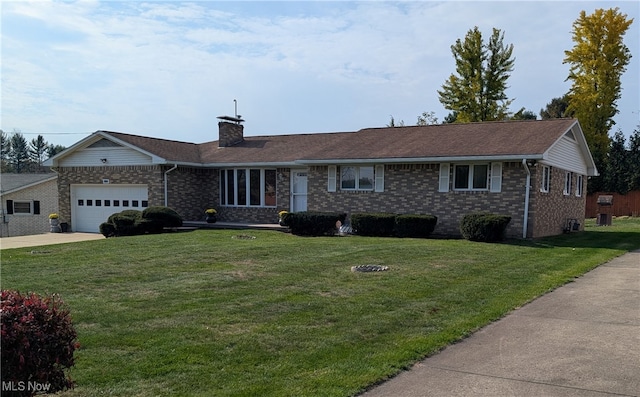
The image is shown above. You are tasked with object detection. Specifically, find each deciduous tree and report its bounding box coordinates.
[564,8,633,171]
[438,27,515,122]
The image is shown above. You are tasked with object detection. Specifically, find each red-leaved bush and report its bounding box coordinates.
[1,290,79,396]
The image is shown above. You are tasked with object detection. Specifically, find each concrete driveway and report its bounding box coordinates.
[361,250,640,397]
[0,232,104,250]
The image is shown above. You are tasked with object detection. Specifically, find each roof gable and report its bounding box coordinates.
[0,174,57,195]
[44,119,596,175]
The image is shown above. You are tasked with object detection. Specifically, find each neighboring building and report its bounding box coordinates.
[0,173,58,237]
[44,118,597,238]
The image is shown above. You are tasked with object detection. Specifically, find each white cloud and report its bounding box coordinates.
[1,1,638,148]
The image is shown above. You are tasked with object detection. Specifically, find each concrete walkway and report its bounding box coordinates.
[0,232,105,250]
[361,249,640,397]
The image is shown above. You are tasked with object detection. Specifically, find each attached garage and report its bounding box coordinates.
[71,184,148,232]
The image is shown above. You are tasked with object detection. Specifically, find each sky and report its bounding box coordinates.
[1,1,639,149]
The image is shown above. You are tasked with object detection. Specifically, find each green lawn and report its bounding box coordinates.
[2,218,639,396]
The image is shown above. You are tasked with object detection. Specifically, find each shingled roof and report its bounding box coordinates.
[65,118,585,167]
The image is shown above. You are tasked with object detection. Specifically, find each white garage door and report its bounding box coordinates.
[71,185,149,233]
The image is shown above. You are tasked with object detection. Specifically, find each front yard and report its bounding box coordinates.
[2,218,639,396]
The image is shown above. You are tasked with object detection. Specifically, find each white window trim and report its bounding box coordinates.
[575,174,583,197]
[453,163,490,191]
[438,163,450,192]
[12,200,34,215]
[340,165,376,191]
[220,168,277,208]
[563,171,573,196]
[540,165,551,193]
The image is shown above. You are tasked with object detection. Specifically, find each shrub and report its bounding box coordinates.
[1,290,78,396]
[99,222,116,237]
[351,213,396,237]
[142,206,183,228]
[394,214,438,238]
[100,207,183,237]
[287,212,347,236]
[460,213,512,242]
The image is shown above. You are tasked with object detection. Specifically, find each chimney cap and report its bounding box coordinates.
[217,115,245,123]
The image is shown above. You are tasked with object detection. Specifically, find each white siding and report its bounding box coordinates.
[545,134,588,174]
[59,147,152,167]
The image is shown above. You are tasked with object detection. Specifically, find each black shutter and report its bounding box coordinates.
[6,200,13,214]
[33,201,41,215]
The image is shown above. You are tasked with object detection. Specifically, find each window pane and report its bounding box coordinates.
[132,200,139,207]
[105,200,111,206]
[220,170,227,205]
[472,164,488,189]
[454,165,469,189]
[250,169,261,206]
[113,200,120,206]
[359,166,374,190]
[237,169,247,206]
[87,200,93,206]
[78,200,84,206]
[96,200,102,206]
[122,200,129,207]
[341,166,356,189]
[264,170,276,207]
[226,170,235,205]
[142,201,148,207]
[14,202,31,214]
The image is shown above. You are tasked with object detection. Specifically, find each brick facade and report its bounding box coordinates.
[529,165,587,238]
[55,162,587,238]
[306,162,529,238]
[56,165,164,229]
[0,179,58,237]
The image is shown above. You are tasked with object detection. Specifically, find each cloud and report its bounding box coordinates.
[1,1,638,148]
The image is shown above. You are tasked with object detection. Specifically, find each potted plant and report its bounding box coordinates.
[49,213,61,233]
[205,208,217,223]
[278,210,289,226]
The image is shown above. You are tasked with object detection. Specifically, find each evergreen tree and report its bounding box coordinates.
[604,130,630,194]
[540,95,571,119]
[0,129,11,173]
[29,135,49,171]
[9,132,31,173]
[628,126,640,191]
[438,27,515,122]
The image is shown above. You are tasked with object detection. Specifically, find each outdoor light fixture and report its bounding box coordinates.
[100,158,108,163]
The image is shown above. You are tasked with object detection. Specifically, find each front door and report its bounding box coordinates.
[291,170,308,212]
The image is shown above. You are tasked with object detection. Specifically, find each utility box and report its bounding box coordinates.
[596,195,613,226]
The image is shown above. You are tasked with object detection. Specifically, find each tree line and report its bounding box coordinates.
[0,129,66,173]
[389,7,636,194]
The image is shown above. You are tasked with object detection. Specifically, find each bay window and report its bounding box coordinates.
[220,169,277,207]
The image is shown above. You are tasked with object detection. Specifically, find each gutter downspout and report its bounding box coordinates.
[164,164,178,206]
[522,159,531,239]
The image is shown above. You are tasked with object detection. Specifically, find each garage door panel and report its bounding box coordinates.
[71,185,148,233]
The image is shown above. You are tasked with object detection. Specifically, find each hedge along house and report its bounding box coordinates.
[44,117,597,238]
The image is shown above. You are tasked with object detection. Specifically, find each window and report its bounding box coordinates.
[6,200,40,215]
[220,168,277,207]
[113,200,120,206]
[95,200,102,206]
[540,165,551,193]
[563,172,573,196]
[13,201,32,214]
[105,200,111,207]
[576,175,583,197]
[340,166,374,191]
[454,164,489,190]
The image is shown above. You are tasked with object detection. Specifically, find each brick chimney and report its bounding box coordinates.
[217,115,245,147]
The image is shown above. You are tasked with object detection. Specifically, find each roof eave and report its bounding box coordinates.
[296,154,543,165]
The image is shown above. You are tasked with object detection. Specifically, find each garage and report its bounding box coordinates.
[71,184,149,232]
